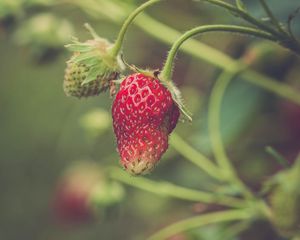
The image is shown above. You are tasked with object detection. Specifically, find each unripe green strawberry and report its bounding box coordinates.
[63,24,124,98]
[269,158,300,237]
[64,52,119,98]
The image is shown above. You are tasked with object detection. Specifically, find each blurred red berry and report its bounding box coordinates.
[52,162,102,224]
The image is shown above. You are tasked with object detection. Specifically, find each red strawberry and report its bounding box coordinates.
[112,73,180,175]
[53,162,100,224]
[53,161,125,225]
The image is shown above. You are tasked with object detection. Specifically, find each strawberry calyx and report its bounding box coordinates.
[65,23,124,86]
[160,79,192,122]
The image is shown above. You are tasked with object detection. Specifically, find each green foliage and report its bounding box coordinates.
[1,0,300,240]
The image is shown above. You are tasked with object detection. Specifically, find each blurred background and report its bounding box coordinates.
[0,0,300,239]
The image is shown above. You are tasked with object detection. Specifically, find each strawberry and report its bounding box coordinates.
[112,73,180,175]
[63,24,124,98]
[64,51,119,98]
[53,161,125,224]
[53,161,101,224]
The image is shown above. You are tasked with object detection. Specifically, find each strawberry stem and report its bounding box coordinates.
[208,65,255,200]
[258,0,287,35]
[170,133,223,181]
[199,0,300,54]
[159,24,275,81]
[147,209,252,240]
[72,0,300,106]
[109,0,163,58]
[198,0,286,39]
[109,167,247,208]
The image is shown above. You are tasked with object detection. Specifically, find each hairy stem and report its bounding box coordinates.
[109,167,246,208]
[199,0,300,54]
[110,0,162,57]
[160,24,275,81]
[147,209,252,240]
[70,1,300,106]
[135,14,300,96]
[199,0,284,39]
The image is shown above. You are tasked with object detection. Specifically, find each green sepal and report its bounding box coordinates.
[121,64,193,121]
[72,51,99,64]
[82,63,111,85]
[65,38,95,52]
[119,57,151,76]
[161,80,193,122]
[65,36,118,86]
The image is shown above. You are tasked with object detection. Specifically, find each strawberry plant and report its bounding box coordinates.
[1,0,300,239]
[59,0,300,238]
[60,0,300,240]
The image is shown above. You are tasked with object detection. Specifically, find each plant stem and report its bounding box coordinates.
[258,0,286,35]
[70,1,300,104]
[135,14,300,99]
[170,133,223,180]
[208,66,254,199]
[217,220,251,240]
[147,209,252,240]
[200,0,284,39]
[159,25,275,81]
[136,13,234,68]
[244,70,300,105]
[200,0,300,54]
[108,167,246,208]
[265,146,290,168]
[109,0,162,57]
